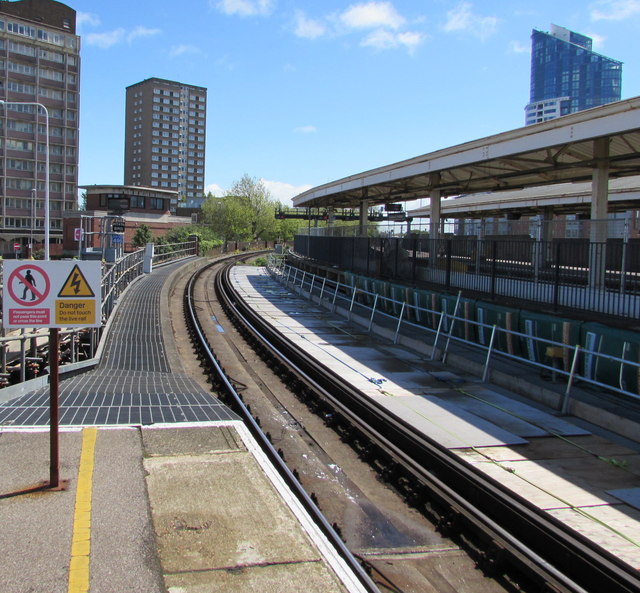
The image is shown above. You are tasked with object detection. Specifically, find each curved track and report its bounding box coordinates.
[185,256,640,593]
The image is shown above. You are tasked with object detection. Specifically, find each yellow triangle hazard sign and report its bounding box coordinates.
[58,264,96,298]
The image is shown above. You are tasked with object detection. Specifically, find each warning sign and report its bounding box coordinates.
[55,299,96,326]
[3,261,101,329]
[58,265,96,298]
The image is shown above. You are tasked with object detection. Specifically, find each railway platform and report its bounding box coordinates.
[232,265,640,572]
[0,259,367,593]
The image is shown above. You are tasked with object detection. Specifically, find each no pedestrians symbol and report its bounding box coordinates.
[7,264,51,306]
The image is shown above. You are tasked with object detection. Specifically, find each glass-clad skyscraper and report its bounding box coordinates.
[525,24,622,125]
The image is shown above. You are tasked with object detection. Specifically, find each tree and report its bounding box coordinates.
[131,224,152,247]
[230,174,276,240]
[202,174,279,241]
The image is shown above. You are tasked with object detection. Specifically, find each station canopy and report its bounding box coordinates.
[292,96,640,210]
[408,175,640,219]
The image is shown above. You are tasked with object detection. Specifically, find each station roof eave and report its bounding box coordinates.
[407,175,640,219]
[292,96,640,210]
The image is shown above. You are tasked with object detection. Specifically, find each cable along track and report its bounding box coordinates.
[186,257,640,593]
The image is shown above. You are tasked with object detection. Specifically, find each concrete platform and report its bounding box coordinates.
[0,423,367,593]
[233,265,640,571]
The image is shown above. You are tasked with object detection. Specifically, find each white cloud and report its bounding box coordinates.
[215,54,237,71]
[205,183,226,196]
[591,0,640,20]
[262,179,313,206]
[290,3,423,54]
[294,11,326,39]
[85,28,126,48]
[294,125,317,133]
[362,29,424,53]
[84,26,160,48]
[76,12,100,29]
[509,40,529,54]
[443,2,498,41]
[339,1,405,30]
[214,0,272,17]
[397,31,425,52]
[127,26,161,43]
[587,32,606,50]
[170,44,204,58]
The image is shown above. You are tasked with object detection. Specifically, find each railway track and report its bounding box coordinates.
[183,254,640,593]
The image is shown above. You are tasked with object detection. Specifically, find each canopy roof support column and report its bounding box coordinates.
[429,173,442,239]
[589,137,610,289]
[359,198,369,235]
[429,175,442,267]
[591,137,610,241]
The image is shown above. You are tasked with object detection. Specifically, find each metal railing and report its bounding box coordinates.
[267,255,640,408]
[0,240,197,389]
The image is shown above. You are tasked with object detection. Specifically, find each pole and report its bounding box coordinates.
[43,104,50,260]
[0,101,55,487]
[0,101,49,258]
[30,188,35,259]
[49,327,60,487]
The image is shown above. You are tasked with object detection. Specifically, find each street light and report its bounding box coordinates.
[0,100,50,260]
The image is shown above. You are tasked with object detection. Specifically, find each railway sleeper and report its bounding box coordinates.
[436,508,463,538]
[476,542,508,578]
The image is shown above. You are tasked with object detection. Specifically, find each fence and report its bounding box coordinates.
[267,255,640,409]
[294,233,640,321]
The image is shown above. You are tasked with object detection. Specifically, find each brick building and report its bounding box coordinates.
[65,184,192,257]
[0,0,80,257]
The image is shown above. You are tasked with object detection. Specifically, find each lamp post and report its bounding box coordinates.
[0,99,58,488]
[0,100,50,260]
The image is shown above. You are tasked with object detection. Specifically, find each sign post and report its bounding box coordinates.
[49,328,60,487]
[2,261,101,489]
[74,227,83,260]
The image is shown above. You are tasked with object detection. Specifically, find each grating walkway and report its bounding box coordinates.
[0,261,237,427]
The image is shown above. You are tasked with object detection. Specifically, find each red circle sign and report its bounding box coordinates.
[7,265,51,306]
[13,243,20,250]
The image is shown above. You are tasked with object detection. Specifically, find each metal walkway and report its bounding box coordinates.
[0,261,237,426]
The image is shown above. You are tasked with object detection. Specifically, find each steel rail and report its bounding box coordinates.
[214,260,640,593]
[183,255,381,593]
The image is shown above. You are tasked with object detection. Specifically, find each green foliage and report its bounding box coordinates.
[202,174,282,241]
[132,224,152,247]
[162,224,218,243]
[251,256,268,266]
[198,239,222,255]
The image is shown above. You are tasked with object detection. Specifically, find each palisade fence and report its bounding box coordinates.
[267,255,640,406]
[294,230,640,321]
[0,240,198,387]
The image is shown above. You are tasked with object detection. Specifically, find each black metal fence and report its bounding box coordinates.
[294,234,640,321]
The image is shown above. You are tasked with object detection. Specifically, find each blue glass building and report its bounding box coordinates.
[525,25,622,125]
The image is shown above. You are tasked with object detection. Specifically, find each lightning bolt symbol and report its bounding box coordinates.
[71,272,81,295]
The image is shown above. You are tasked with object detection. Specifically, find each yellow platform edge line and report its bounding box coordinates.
[67,427,97,593]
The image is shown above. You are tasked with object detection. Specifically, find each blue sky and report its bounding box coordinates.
[77,0,640,205]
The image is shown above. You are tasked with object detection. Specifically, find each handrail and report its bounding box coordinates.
[267,256,640,406]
